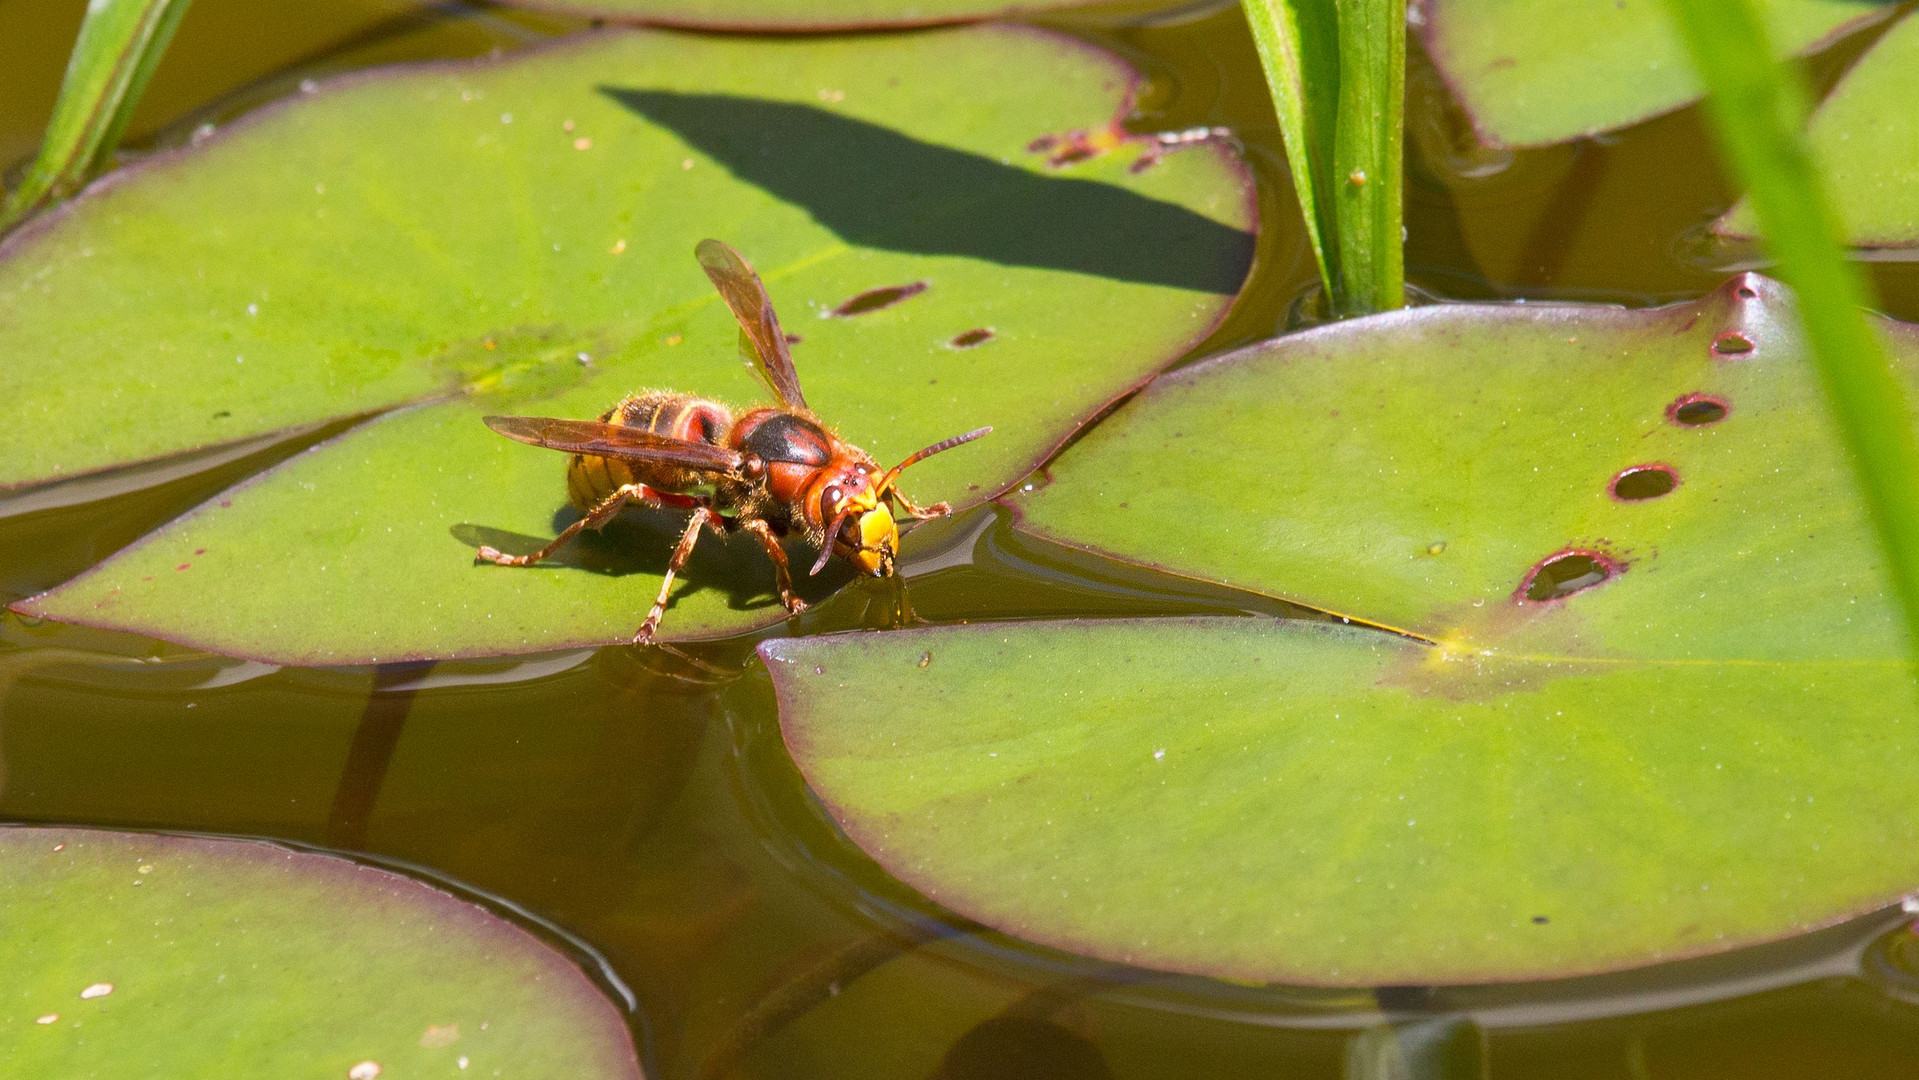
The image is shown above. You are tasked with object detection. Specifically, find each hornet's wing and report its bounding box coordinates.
[483,415,747,476]
[696,238,807,410]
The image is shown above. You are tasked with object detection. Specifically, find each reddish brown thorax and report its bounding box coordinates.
[732,409,879,521]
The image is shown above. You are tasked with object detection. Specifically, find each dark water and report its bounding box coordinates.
[5,1,1919,1076]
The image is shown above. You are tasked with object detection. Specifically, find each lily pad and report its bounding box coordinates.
[2,27,1254,663]
[766,274,1919,984]
[1418,0,1889,148]
[0,825,640,1075]
[489,0,1096,31]
[1718,9,1919,246]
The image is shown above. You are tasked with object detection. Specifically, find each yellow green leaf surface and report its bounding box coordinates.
[1419,0,1886,147]
[1718,9,1919,247]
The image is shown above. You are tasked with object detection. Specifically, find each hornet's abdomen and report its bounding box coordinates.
[565,392,733,509]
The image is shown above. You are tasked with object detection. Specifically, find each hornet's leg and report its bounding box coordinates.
[476,483,647,567]
[648,642,740,682]
[887,563,914,629]
[889,487,952,521]
[636,506,722,644]
[741,518,807,615]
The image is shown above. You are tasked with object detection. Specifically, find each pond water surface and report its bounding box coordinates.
[4,0,1919,1076]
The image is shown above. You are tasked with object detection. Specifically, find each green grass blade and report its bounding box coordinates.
[1240,0,1404,316]
[1667,0,1919,655]
[1241,0,1341,301]
[1332,0,1405,315]
[93,0,191,163]
[0,0,191,233]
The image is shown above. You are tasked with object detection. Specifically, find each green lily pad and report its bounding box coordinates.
[1718,9,1919,246]
[0,825,639,1075]
[2,27,1254,663]
[490,0,1095,31]
[1419,0,1889,148]
[766,274,1919,984]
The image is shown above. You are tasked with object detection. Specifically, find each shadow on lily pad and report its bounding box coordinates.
[451,507,858,613]
[600,89,1255,294]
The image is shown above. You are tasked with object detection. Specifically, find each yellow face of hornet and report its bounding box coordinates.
[833,487,898,577]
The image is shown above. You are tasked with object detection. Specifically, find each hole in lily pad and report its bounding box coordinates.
[1611,464,1678,501]
[1711,331,1755,358]
[829,281,928,317]
[950,327,995,349]
[1669,394,1729,426]
[1520,550,1617,602]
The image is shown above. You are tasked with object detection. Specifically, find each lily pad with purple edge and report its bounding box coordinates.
[488,0,1098,31]
[2,26,1254,664]
[1418,0,1890,148]
[765,275,1919,984]
[0,825,640,1076]
[1718,9,1919,248]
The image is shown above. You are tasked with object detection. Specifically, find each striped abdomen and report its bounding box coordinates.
[565,392,734,509]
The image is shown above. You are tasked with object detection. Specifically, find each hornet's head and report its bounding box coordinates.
[814,478,897,578]
[806,426,993,580]
[836,494,897,577]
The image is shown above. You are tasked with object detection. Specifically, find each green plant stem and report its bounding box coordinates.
[1331,0,1404,316]
[0,0,191,233]
[1240,0,1404,316]
[1667,0,1919,659]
